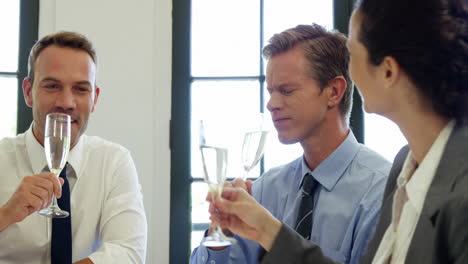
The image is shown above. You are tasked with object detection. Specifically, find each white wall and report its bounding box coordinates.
[39,0,172,263]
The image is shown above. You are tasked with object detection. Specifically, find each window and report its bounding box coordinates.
[0,1,20,139]
[189,0,335,252]
[0,0,38,139]
[365,113,407,162]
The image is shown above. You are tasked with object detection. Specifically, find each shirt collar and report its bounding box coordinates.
[299,130,360,191]
[25,123,85,178]
[405,120,455,213]
[68,133,84,178]
[25,125,48,174]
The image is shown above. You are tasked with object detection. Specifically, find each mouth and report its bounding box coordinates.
[272,117,291,127]
[47,111,79,125]
[273,117,290,123]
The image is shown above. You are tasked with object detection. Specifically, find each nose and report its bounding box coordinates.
[266,92,281,113]
[55,87,76,111]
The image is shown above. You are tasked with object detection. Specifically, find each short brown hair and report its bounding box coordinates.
[263,24,353,122]
[28,31,97,85]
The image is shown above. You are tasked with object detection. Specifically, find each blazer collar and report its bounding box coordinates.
[422,121,468,218]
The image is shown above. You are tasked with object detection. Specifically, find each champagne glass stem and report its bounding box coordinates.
[215,226,225,234]
[49,172,59,209]
[210,188,220,230]
[50,195,59,209]
[209,186,231,239]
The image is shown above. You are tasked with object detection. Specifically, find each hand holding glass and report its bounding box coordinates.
[199,120,233,247]
[38,113,71,218]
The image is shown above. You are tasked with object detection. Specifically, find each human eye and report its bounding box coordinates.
[280,88,293,95]
[42,83,59,89]
[75,85,91,94]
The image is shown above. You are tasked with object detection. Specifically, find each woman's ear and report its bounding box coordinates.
[380,56,401,89]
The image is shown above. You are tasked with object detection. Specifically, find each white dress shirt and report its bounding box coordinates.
[0,127,147,264]
[372,121,455,264]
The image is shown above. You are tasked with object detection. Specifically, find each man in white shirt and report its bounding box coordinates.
[0,31,147,264]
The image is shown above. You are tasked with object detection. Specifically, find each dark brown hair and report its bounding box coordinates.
[356,0,468,122]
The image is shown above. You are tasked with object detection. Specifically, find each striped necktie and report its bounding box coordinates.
[295,173,318,240]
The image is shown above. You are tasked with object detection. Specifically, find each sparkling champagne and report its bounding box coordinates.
[200,145,228,186]
[241,130,268,173]
[45,136,70,175]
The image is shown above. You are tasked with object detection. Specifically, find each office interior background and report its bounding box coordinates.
[0,0,406,263]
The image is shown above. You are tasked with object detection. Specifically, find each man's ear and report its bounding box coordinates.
[23,77,33,107]
[326,76,347,108]
[91,86,100,112]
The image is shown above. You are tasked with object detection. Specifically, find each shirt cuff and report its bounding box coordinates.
[197,245,231,264]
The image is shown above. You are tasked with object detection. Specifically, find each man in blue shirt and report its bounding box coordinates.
[190,24,391,264]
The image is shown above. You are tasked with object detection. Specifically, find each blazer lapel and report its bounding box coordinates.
[406,123,468,263]
[360,145,409,264]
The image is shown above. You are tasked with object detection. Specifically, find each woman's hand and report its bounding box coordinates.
[210,187,282,251]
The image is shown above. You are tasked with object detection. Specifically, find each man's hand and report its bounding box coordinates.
[0,173,63,232]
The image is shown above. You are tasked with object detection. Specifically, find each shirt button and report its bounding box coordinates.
[210,261,216,264]
[201,256,206,262]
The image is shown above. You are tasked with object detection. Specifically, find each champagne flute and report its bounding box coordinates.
[38,113,71,218]
[241,113,270,180]
[199,120,233,247]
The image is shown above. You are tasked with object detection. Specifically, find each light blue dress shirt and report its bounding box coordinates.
[190,131,391,264]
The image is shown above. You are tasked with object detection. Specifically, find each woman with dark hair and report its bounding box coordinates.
[211,0,468,263]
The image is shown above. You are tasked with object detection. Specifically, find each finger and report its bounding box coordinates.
[23,191,46,212]
[246,180,253,194]
[57,178,65,198]
[29,185,52,209]
[217,195,245,215]
[18,177,50,208]
[220,186,246,201]
[232,178,248,190]
[208,202,217,215]
[43,173,62,198]
[26,175,58,200]
[32,174,62,198]
[223,181,234,188]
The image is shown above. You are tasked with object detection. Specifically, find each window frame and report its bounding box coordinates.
[170,1,361,262]
[17,0,39,134]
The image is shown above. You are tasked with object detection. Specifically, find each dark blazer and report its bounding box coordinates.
[262,123,468,264]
